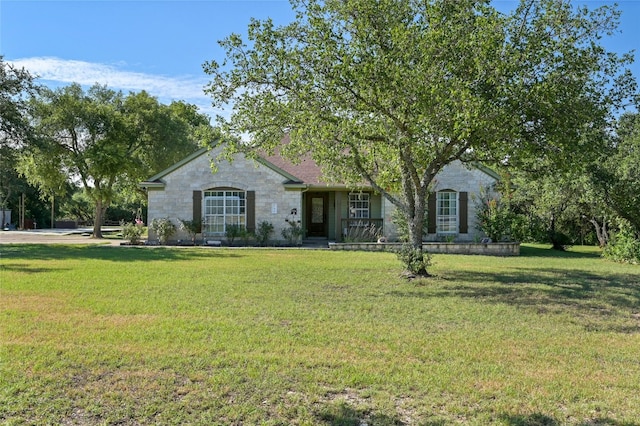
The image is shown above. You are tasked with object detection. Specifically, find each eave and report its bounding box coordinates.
[139,181,165,189]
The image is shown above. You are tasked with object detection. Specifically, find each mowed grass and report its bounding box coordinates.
[1,244,638,425]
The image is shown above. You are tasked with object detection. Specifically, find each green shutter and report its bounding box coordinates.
[246,191,255,232]
[427,192,436,234]
[459,192,468,234]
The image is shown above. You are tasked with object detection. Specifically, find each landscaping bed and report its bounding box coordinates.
[330,241,521,255]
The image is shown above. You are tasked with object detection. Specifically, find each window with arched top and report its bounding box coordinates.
[436,190,458,234]
[203,189,246,235]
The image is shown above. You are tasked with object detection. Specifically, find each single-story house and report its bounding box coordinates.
[140,140,499,244]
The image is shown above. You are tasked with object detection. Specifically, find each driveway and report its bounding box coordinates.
[0,229,122,246]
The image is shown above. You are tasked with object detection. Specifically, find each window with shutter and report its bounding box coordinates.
[203,190,246,235]
[436,190,458,234]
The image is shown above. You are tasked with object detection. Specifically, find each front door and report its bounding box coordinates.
[306,192,328,237]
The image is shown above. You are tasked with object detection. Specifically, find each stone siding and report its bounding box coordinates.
[147,148,302,242]
[427,160,497,242]
[144,149,498,244]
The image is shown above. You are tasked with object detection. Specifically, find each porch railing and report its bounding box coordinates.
[341,218,384,242]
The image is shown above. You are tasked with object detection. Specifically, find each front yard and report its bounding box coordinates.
[1,244,638,424]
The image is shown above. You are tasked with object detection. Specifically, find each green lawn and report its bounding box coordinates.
[1,244,638,425]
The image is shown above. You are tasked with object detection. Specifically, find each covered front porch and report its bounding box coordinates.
[301,190,387,242]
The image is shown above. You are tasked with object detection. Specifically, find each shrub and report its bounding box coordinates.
[225,224,243,246]
[343,222,382,242]
[474,187,513,242]
[440,234,456,243]
[603,222,640,264]
[120,221,144,244]
[149,217,176,245]
[239,227,255,246]
[282,220,304,246]
[255,221,274,246]
[396,244,432,276]
[178,219,202,244]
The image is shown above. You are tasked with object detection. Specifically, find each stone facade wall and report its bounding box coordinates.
[147,148,302,242]
[144,149,498,244]
[427,160,497,242]
[375,161,498,243]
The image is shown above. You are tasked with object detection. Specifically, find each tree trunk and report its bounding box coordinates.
[1,187,11,226]
[408,204,426,250]
[92,199,104,238]
[405,195,430,277]
[549,213,565,251]
[589,217,608,247]
[393,158,431,277]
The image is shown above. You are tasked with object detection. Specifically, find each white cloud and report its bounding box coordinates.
[9,56,225,120]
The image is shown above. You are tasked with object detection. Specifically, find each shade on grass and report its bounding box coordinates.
[1,244,638,425]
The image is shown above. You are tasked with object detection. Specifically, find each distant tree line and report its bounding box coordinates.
[473,110,639,263]
[1,56,218,237]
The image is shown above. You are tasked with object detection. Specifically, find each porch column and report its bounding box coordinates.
[335,193,342,242]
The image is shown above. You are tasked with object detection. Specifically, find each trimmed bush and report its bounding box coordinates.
[281,220,304,246]
[395,244,432,276]
[603,222,640,264]
[225,224,243,245]
[149,217,177,245]
[120,221,144,244]
[255,221,274,246]
[178,219,202,244]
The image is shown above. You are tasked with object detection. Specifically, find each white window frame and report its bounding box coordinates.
[203,190,246,235]
[348,192,370,220]
[436,190,458,234]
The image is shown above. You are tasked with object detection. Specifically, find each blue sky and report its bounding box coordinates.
[2,0,639,120]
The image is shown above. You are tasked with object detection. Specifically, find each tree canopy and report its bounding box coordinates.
[1,56,37,147]
[204,0,636,274]
[592,112,640,233]
[0,57,39,225]
[20,83,215,237]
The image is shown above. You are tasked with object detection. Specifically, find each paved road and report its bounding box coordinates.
[0,229,122,246]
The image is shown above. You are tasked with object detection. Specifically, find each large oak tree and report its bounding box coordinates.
[21,83,215,238]
[0,57,39,226]
[205,0,635,274]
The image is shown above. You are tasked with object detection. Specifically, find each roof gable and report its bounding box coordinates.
[470,161,501,181]
[144,147,209,184]
[139,145,308,188]
[140,141,499,189]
